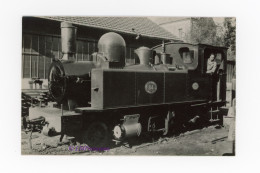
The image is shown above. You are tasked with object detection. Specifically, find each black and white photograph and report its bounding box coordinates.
[1,0,260,172]
[21,16,236,156]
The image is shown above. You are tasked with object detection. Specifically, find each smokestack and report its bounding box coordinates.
[61,22,77,61]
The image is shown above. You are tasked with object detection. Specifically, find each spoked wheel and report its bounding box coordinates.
[82,122,109,148]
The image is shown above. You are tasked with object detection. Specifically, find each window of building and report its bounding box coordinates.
[22,34,99,79]
[22,33,134,79]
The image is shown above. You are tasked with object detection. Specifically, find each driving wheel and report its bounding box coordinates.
[82,122,109,148]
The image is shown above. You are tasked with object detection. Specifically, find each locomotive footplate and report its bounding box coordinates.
[191,100,226,108]
[75,99,209,114]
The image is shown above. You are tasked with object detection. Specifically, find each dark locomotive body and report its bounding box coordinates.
[30,22,227,147]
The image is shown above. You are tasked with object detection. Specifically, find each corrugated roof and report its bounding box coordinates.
[36,16,180,41]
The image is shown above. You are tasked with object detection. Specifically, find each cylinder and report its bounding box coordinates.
[61,22,77,60]
[124,123,142,138]
[113,123,142,140]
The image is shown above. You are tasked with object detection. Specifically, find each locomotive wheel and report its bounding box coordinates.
[82,122,109,148]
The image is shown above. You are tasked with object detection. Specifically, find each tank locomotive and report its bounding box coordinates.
[30,22,227,147]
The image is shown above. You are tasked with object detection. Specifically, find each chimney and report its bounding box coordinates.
[60,22,77,61]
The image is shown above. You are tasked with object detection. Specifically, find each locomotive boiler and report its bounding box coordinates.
[30,22,227,148]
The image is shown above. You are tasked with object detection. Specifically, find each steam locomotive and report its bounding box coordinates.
[29,22,227,147]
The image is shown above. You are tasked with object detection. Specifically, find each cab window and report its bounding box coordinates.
[179,47,194,64]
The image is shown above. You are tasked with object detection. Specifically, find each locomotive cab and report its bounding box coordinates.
[152,42,199,71]
[152,42,227,102]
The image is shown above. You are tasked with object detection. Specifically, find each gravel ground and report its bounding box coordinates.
[21,125,233,156]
